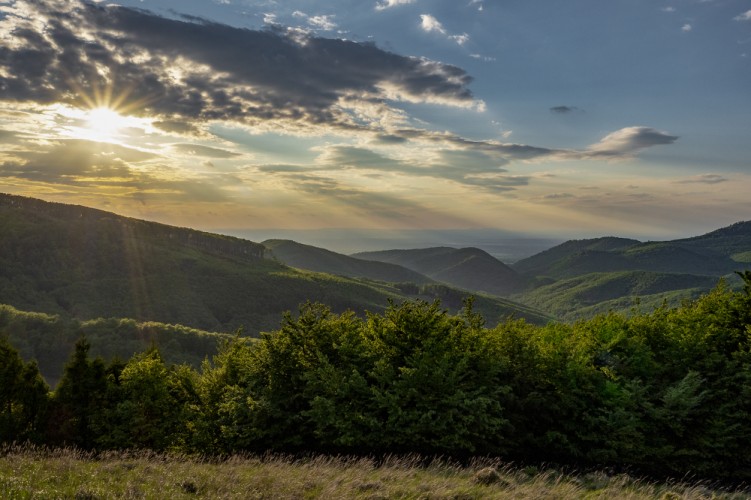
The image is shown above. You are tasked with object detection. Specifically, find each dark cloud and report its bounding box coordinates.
[171,144,241,158]
[0,1,477,133]
[675,174,729,184]
[543,192,575,199]
[373,134,409,144]
[550,105,581,114]
[152,121,201,135]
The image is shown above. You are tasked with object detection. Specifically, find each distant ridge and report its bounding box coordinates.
[510,221,751,317]
[263,239,433,284]
[353,246,524,295]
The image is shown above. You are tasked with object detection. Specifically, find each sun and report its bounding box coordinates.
[58,106,152,144]
[85,107,125,139]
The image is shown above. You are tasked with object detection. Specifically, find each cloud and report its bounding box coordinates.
[292,11,337,31]
[662,7,676,13]
[585,127,678,157]
[543,193,575,200]
[0,138,232,202]
[375,0,416,11]
[171,144,241,158]
[311,145,526,194]
[307,15,337,31]
[152,121,202,136]
[734,10,751,21]
[0,1,480,136]
[0,139,153,184]
[419,14,469,46]
[550,105,582,114]
[675,174,728,184]
[682,23,692,32]
[376,0,415,10]
[420,14,447,34]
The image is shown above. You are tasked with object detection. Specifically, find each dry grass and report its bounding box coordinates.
[0,445,748,499]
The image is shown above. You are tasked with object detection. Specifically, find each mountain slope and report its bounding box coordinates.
[0,194,550,331]
[263,239,433,284]
[512,230,746,280]
[674,221,751,259]
[511,237,641,277]
[0,194,403,333]
[352,247,524,295]
[514,271,725,320]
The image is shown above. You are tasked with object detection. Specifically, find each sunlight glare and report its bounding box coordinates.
[59,106,152,144]
[86,107,124,139]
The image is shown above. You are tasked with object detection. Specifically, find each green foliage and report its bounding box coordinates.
[48,337,109,449]
[95,349,196,451]
[0,335,48,443]
[0,303,230,387]
[4,284,751,480]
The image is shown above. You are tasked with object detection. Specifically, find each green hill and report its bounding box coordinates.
[0,194,550,335]
[511,237,641,277]
[513,271,726,320]
[674,220,751,258]
[263,239,433,284]
[353,247,524,295]
[0,303,233,387]
[511,224,751,318]
[0,194,407,333]
[513,225,751,280]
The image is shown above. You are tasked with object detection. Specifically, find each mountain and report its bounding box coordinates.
[263,239,433,284]
[514,271,725,320]
[510,222,751,318]
[512,229,747,280]
[511,237,641,277]
[673,221,751,259]
[0,194,550,333]
[352,247,524,295]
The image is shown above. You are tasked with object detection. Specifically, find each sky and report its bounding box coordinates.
[0,0,750,249]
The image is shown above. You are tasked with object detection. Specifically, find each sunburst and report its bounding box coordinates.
[60,73,156,143]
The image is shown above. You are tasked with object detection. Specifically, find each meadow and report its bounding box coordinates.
[1,446,747,499]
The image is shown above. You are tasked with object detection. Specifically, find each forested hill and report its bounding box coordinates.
[0,193,551,332]
[0,193,266,261]
[512,224,751,279]
[263,239,433,284]
[353,246,524,295]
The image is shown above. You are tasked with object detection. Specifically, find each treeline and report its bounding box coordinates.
[2,274,751,480]
[0,304,230,387]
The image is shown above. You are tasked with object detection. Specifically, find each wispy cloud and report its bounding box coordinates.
[584,127,678,157]
[550,105,582,114]
[682,23,692,32]
[675,174,728,184]
[420,14,470,46]
[375,0,415,11]
[734,10,751,21]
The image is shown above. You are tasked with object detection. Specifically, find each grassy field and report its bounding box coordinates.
[1,446,747,499]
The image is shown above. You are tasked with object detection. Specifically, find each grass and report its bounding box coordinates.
[1,446,748,499]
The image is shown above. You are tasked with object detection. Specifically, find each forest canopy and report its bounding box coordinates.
[2,273,751,480]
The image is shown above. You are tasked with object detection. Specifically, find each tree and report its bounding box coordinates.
[0,334,49,443]
[49,336,108,448]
